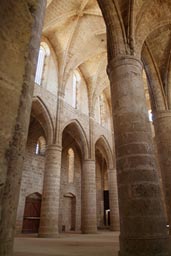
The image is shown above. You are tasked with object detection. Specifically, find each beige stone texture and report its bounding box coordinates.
[1,1,171,256]
[153,111,171,232]
[108,55,169,256]
[0,0,46,255]
[108,169,120,231]
[59,145,82,232]
[82,160,97,234]
[16,118,45,233]
[39,145,62,237]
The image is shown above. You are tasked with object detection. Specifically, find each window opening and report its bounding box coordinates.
[35,136,46,155]
[68,148,74,183]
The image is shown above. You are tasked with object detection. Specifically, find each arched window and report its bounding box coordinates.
[35,136,46,156]
[35,43,50,85]
[96,92,111,129]
[143,69,153,121]
[148,109,153,122]
[72,73,77,108]
[65,70,81,108]
[94,96,101,123]
[72,71,81,108]
[68,148,74,183]
[99,94,106,125]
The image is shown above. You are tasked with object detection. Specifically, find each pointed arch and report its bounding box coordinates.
[32,97,54,144]
[95,135,114,169]
[142,44,167,112]
[62,119,89,160]
[135,0,153,35]
[46,0,53,8]
[135,1,171,54]
[26,192,42,200]
[64,192,75,198]
[165,51,171,109]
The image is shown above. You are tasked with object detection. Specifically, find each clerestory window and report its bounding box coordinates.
[68,148,74,183]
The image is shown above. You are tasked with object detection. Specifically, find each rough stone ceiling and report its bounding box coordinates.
[43,0,171,106]
[145,25,171,86]
[43,0,108,105]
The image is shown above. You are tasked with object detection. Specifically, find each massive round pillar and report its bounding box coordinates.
[153,111,171,233]
[82,160,97,233]
[108,169,120,231]
[0,1,46,255]
[39,144,62,238]
[108,55,169,256]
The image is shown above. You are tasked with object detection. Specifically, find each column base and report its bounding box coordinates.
[119,236,169,256]
[82,228,97,234]
[82,231,97,234]
[119,252,169,256]
[38,233,59,238]
[110,226,120,232]
[0,239,13,256]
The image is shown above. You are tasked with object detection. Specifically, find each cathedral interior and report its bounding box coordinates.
[1,1,171,256]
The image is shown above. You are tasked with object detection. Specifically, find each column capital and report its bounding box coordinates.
[153,110,171,121]
[107,54,142,76]
[83,159,96,164]
[108,168,117,174]
[46,144,62,152]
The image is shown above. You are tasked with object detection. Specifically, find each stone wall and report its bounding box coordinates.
[96,159,104,228]
[16,44,116,234]
[59,146,81,232]
[16,118,45,233]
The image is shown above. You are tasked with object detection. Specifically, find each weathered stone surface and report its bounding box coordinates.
[1,1,171,256]
[108,55,169,256]
[108,169,120,231]
[0,0,46,255]
[39,144,61,237]
[153,111,171,234]
[82,160,97,234]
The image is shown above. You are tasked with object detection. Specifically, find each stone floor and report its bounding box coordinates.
[14,231,119,256]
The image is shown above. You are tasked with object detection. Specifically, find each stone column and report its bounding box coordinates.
[0,1,46,255]
[108,55,169,256]
[108,169,120,231]
[153,111,171,233]
[82,160,97,233]
[39,145,62,238]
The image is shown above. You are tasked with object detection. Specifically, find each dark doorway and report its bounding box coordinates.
[63,193,76,232]
[104,190,110,226]
[22,192,42,233]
